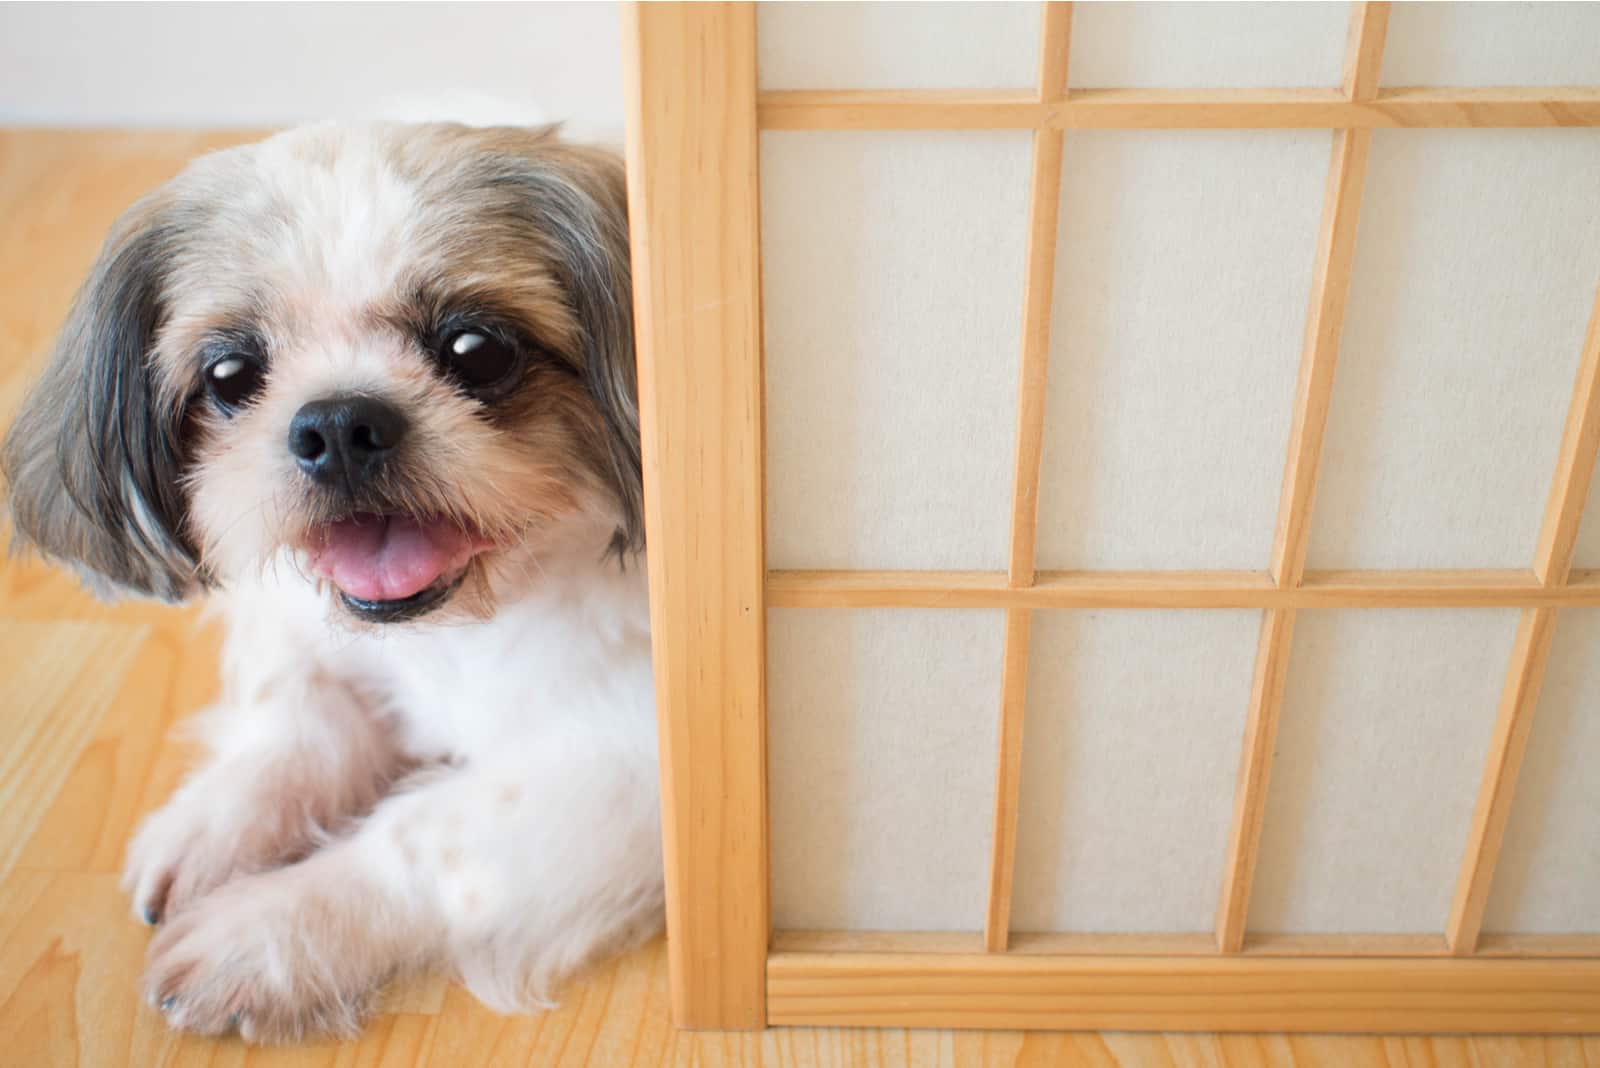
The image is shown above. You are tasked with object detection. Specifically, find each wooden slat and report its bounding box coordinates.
[984,0,1073,958]
[1214,609,1296,953]
[1447,283,1600,957]
[1215,3,1387,955]
[985,608,1032,953]
[766,928,1600,961]
[767,568,1600,609]
[1534,288,1600,584]
[767,952,1600,1032]
[759,87,1600,131]
[1477,933,1600,959]
[622,1,767,1029]
[1268,131,1375,586]
[1341,2,1390,102]
[760,89,1046,130]
[1003,5,1072,591]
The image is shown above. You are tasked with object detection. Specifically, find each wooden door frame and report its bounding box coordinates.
[623,1,1600,1033]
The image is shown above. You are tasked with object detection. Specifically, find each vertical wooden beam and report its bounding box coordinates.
[985,1,1073,953]
[622,2,768,1027]
[1341,1,1391,102]
[1216,3,1388,954]
[1448,286,1600,955]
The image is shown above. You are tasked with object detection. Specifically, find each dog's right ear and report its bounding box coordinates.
[2,194,201,601]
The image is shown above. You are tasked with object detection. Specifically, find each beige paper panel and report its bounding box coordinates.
[1251,610,1515,933]
[1384,2,1600,87]
[1035,131,1325,570]
[1010,610,1259,934]
[762,131,1031,570]
[1067,3,1348,89]
[756,2,1038,91]
[1483,610,1600,934]
[1308,131,1600,570]
[768,609,1005,931]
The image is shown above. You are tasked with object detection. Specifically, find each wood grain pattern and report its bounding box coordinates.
[3,128,1600,1065]
[0,623,147,876]
[758,86,1600,131]
[768,951,1600,1033]
[622,1,768,1029]
[985,0,1073,958]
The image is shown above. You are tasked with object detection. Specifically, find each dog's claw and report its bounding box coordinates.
[142,905,160,926]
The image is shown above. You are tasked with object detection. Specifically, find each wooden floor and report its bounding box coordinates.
[1,129,1597,1067]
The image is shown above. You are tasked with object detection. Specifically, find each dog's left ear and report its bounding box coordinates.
[502,135,644,558]
[2,193,201,601]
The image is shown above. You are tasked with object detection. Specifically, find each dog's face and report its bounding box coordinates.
[3,122,640,622]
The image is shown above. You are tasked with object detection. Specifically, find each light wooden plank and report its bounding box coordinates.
[1448,285,1600,956]
[13,620,220,873]
[767,952,1600,1032]
[985,0,1073,958]
[622,1,767,1029]
[766,568,1600,609]
[759,87,1600,131]
[0,623,147,880]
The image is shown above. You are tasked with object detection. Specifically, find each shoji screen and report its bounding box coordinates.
[625,1,1600,1032]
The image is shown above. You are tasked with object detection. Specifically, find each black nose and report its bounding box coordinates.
[287,395,408,490]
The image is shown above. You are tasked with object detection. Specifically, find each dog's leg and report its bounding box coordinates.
[123,671,406,925]
[142,727,662,1042]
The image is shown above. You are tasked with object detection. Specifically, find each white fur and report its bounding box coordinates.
[81,122,664,1042]
[126,527,662,1036]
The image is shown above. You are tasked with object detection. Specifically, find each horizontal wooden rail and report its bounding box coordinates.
[760,86,1600,130]
[773,929,1600,960]
[768,568,1600,609]
[768,951,1600,1032]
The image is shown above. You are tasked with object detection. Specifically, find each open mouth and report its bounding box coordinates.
[305,513,496,622]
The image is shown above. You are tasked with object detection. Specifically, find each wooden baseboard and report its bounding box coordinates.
[768,951,1600,1033]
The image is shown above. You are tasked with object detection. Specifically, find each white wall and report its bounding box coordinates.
[0,2,622,132]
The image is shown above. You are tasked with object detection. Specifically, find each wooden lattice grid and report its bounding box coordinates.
[625,1,1600,1032]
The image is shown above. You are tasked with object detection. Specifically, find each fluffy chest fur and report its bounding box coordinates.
[221,544,657,763]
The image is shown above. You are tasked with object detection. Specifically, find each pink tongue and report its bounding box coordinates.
[309,514,483,602]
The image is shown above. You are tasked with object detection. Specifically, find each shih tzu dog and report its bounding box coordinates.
[2,122,662,1042]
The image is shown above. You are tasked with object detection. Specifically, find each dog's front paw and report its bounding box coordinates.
[143,868,377,1043]
[122,762,318,925]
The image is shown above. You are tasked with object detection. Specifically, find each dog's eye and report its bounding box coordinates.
[205,354,265,413]
[439,329,518,391]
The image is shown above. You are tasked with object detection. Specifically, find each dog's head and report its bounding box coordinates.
[2,122,640,622]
